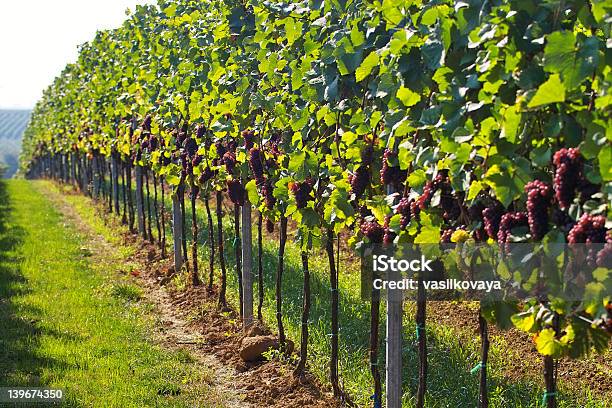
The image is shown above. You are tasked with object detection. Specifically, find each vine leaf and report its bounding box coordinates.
[597,144,611,181]
[543,31,599,90]
[535,328,563,357]
[355,51,379,82]
[396,86,421,107]
[501,105,521,143]
[527,74,565,108]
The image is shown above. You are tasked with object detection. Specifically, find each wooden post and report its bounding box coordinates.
[172,186,184,272]
[543,312,559,408]
[241,198,254,328]
[60,154,66,183]
[63,154,69,183]
[126,161,135,231]
[135,165,145,235]
[71,153,77,186]
[82,156,89,195]
[111,153,120,214]
[386,185,402,408]
[92,156,100,199]
[478,311,489,408]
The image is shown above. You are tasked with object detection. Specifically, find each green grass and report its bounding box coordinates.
[189,198,608,407]
[0,179,227,408]
[166,200,606,408]
[49,178,610,407]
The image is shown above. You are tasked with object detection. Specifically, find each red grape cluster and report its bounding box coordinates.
[192,154,203,168]
[198,167,215,184]
[175,131,187,149]
[242,130,255,150]
[482,204,504,239]
[148,135,158,151]
[180,152,191,177]
[290,180,314,209]
[196,125,205,139]
[553,148,582,209]
[223,152,237,174]
[383,216,396,244]
[183,137,198,157]
[349,166,370,199]
[497,212,528,245]
[525,180,552,240]
[597,240,612,268]
[142,115,152,132]
[227,179,245,205]
[380,149,407,186]
[226,139,238,154]
[248,147,265,185]
[261,179,276,209]
[567,214,607,244]
[441,228,454,243]
[360,220,384,244]
[266,218,275,233]
[410,200,421,219]
[394,197,412,229]
[268,141,282,157]
[417,171,449,210]
[215,141,227,158]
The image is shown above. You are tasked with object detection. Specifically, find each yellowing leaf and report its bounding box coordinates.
[511,312,535,332]
[535,328,563,357]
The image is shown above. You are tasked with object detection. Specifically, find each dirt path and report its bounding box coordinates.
[37,182,340,408]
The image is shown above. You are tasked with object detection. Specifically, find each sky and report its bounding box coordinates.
[0,0,155,110]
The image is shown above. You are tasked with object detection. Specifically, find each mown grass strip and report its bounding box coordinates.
[0,180,227,408]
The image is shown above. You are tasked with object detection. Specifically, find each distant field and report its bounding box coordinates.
[0,110,31,178]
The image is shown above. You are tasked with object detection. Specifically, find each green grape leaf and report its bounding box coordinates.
[245,179,259,206]
[501,105,521,143]
[527,74,566,108]
[396,87,421,107]
[597,144,611,181]
[355,52,379,82]
[407,169,427,188]
[543,31,599,90]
